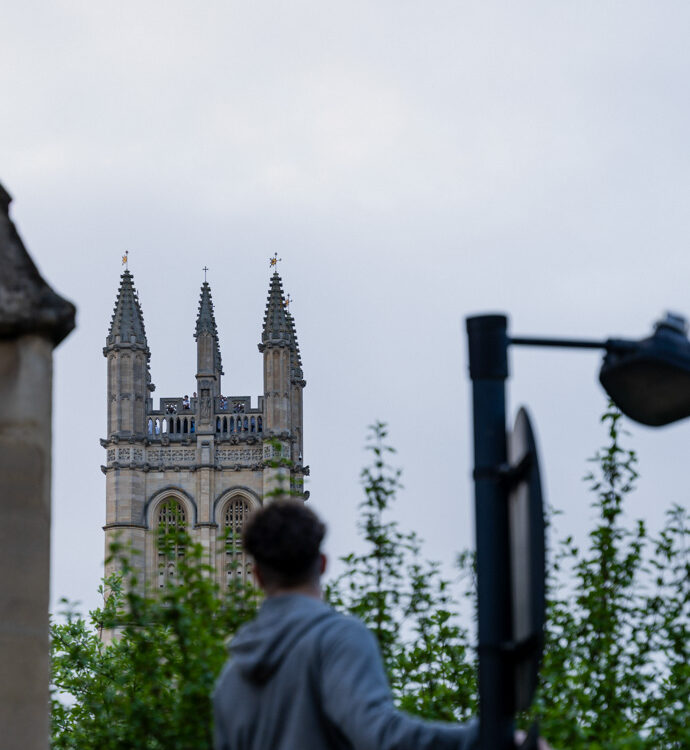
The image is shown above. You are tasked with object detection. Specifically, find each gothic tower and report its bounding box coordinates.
[101,267,307,590]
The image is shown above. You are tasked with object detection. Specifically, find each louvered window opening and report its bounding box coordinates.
[225,499,252,584]
[157,501,186,588]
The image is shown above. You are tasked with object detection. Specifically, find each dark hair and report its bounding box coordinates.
[243,501,326,588]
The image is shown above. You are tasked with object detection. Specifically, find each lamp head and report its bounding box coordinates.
[599,313,690,426]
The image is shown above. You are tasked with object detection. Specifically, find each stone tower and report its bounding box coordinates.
[101,268,307,589]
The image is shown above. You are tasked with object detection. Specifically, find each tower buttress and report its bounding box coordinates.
[103,269,152,439]
[195,282,223,430]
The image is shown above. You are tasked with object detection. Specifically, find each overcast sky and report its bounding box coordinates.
[2,2,690,615]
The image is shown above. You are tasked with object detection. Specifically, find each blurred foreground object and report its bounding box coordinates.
[599,312,690,426]
[0,183,75,750]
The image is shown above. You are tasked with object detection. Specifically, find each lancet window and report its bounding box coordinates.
[224,498,252,585]
[157,500,187,588]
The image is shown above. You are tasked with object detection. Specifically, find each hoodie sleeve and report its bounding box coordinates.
[213,710,229,750]
[319,617,479,750]
[212,667,231,750]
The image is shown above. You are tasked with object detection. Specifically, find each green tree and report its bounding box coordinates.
[51,416,690,748]
[533,407,690,749]
[645,504,690,746]
[325,422,477,722]
[51,522,257,750]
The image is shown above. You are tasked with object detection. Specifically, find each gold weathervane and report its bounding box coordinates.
[283,294,292,310]
[122,250,129,269]
[269,252,282,269]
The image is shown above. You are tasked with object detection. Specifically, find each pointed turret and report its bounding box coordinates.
[258,267,306,499]
[195,281,223,425]
[261,272,292,347]
[195,281,223,378]
[258,271,304,452]
[103,269,152,439]
[106,270,148,348]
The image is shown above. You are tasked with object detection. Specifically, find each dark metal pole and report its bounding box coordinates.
[466,314,514,750]
[510,335,606,350]
[510,335,631,354]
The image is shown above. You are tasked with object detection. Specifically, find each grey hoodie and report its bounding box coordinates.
[213,594,479,750]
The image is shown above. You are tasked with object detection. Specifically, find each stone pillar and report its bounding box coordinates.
[0,184,75,750]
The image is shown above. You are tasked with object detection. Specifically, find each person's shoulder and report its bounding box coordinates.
[318,608,377,651]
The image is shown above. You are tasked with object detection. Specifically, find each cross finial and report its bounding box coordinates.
[269,252,282,270]
[121,250,129,269]
[203,265,209,282]
[283,293,292,310]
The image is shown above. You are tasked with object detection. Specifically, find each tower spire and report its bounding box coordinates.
[107,269,148,347]
[261,271,292,346]
[195,280,223,376]
[103,269,151,439]
[259,268,305,459]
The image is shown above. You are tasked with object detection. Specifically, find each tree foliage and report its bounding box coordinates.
[533,408,690,749]
[325,422,477,722]
[51,414,690,748]
[51,528,257,750]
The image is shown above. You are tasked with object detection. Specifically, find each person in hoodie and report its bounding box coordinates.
[212,500,480,750]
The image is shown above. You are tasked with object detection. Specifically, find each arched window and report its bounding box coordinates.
[155,418,161,435]
[162,418,168,434]
[230,417,235,433]
[250,416,256,433]
[257,416,263,433]
[176,417,181,433]
[147,418,153,435]
[190,419,195,434]
[216,417,221,433]
[243,416,249,432]
[223,417,228,433]
[157,500,186,588]
[225,498,252,585]
[183,418,188,434]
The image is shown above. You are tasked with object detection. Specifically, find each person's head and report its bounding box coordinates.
[243,500,327,595]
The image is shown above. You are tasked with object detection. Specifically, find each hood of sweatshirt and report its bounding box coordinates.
[230,594,335,685]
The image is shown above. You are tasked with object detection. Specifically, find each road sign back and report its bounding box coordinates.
[507,406,546,713]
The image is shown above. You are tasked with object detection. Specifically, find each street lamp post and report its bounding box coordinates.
[466,315,513,750]
[466,311,690,750]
